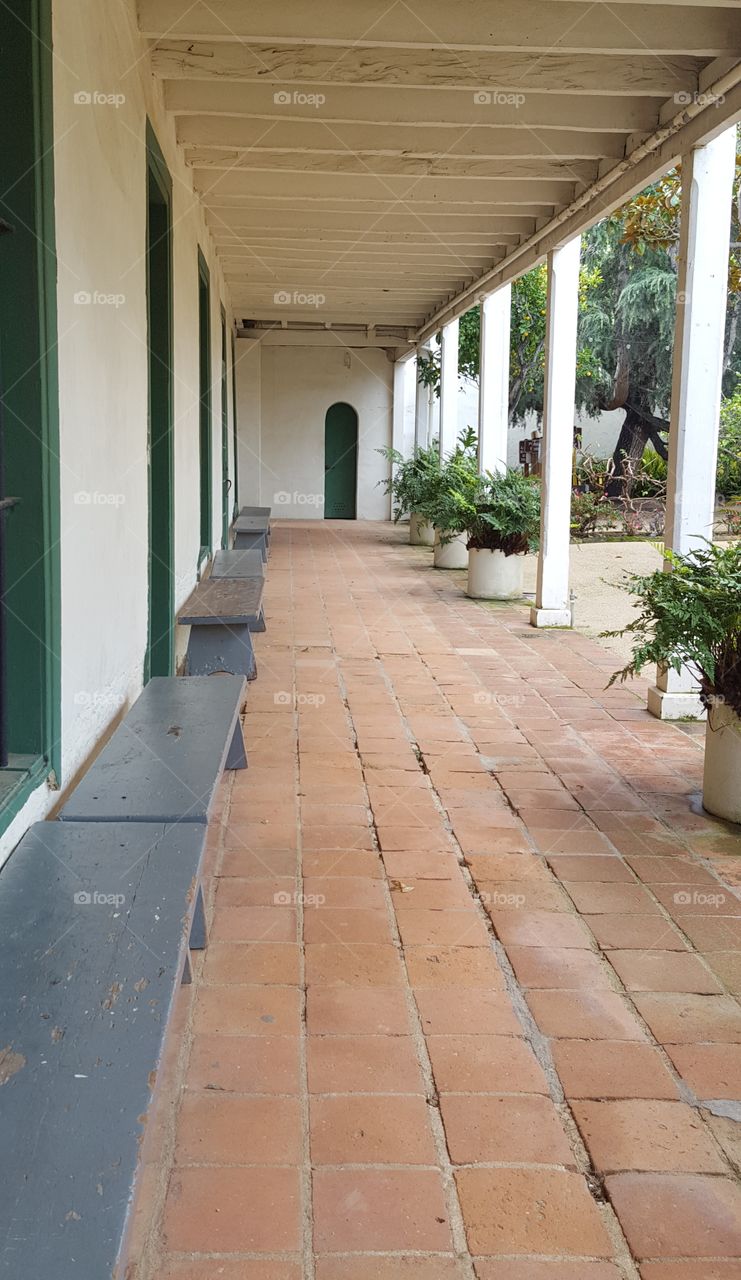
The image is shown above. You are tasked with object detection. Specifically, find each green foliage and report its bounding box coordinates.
[447,467,541,554]
[717,390,741,499]
[606,542,741,717]
[415,428,479,536]
[377,443,440,520]
[570,490,614,538]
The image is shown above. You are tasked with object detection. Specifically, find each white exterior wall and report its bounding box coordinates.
[0,0,232,861]
[236,342,392,519]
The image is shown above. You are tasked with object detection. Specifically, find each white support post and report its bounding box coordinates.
[530,235,581,628]
[414,345,430,450]
[439,317,459,458]
[390,357,414,519]
[648,125,737,719]
[478,286,511,474]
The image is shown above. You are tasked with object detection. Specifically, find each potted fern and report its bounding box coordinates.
[377,444,440,545]
[449,468,540,598]
[417,429,479,569]
[607,542,741,824]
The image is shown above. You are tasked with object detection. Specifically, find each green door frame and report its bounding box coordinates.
[144,122,174,681]
[230,330,239,518]
[220,306,230,548]
[197,250,212,562]
[0,0,61,819]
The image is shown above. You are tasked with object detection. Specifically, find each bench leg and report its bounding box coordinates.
[185,622,257,681]
[189,883,208,950]
[226,720,248,770]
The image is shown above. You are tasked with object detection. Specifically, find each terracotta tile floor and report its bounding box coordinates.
[133,521,741,1280]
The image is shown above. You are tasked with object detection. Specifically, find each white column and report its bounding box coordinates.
[439,317,459,458]
[478,286,511,474]
[530,235,581,628]
[648,125,737,719]
[414,345,430,450]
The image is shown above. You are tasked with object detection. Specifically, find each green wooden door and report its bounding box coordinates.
[145,124,174,681]
[324,402,358,519]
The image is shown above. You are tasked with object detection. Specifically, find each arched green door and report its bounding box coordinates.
[324,402,358,519]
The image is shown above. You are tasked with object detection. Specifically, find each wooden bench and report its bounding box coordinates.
[233,513,270,558]
[211,547,265,580]
[58,674,247,824]
[177,578,265,681]
[0,819,206,1277]
[240,505,271,517]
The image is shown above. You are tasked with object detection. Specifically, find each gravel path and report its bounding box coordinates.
[523,538,664,666]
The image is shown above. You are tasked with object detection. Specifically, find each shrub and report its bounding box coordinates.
[449,468,541,555]
[606,541,741,717]
[377,443,440,520]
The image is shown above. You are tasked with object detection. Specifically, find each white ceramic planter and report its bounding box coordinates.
[467,547,525,599]
[703,700,741,824]
[409,512,435,546]
[433,529,469,569]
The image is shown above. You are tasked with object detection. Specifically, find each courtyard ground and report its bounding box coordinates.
[129,521,741,1280]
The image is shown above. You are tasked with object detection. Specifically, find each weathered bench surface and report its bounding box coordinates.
[0,820,206,1279]
[178,577,263,626]
[240,505,271,517]
[211,548,265,579]
[59,675,246,823]
[234,513,269,534]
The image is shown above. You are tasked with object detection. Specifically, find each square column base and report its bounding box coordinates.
[530,606,572,628]
[647,685,707,721]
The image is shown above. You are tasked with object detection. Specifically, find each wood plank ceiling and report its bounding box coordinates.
[139,0,741,332]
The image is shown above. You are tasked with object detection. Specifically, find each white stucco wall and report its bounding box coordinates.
[1,0,233,861]
[456,377,626,464]
[236,342,393,519]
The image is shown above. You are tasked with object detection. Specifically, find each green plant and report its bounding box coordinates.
[447,467,541,554]
[377,443,441,521]
[717,391,741,500]
[416,428,479,539]
[571,490,614,538]
[606,541,741,717]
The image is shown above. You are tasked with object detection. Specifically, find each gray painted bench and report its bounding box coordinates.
[0,819,206,1278]
[178,578,265,681]
[233,513,270,558]
[59,674,247,824]
[240,505,271,517]
[211,548,265,579]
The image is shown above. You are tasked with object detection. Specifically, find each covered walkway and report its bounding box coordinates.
[133,522,741,1279]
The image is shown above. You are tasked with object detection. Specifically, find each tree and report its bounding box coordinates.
[417,136,741,497]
